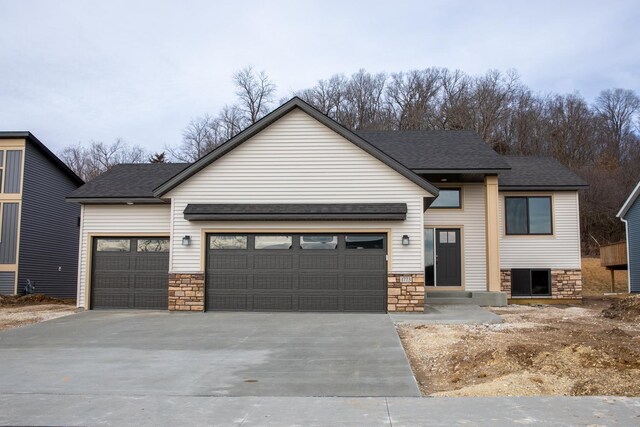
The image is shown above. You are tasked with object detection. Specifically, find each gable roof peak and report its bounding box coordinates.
[153,96,439,197]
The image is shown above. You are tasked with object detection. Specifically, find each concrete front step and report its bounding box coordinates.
[426,291,507,307]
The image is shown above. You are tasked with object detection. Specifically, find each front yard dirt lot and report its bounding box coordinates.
[398,296,640,397]
[0,294,76,331]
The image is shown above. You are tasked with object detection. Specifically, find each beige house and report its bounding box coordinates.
[67,98,587,312]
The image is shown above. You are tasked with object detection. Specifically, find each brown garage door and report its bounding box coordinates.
[205,233,387,312]
[91,237,169,309]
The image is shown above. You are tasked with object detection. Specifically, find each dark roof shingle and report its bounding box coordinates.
[66,163,189,201]
[67,136,587,201]
[499,156,588,189]
[356,130,511,171]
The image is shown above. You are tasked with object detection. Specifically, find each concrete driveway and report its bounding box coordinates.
[0,311,420,397]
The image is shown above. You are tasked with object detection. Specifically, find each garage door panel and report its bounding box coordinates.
[207,274,248,289]
[254,255,293,269]
[299,254,339,269]
[135,256,169,271]
[299,295,339,311]
[92,293,129,309]
[133,293,168,309]
[253,295,293,310]
[134,274,168,290]
[206,233,387,312]
[209,255,248,270]
[344,255,385,270]
[91,237,169,310]
[209,294,248,310]
[344,275,387,291]
[94,256,131,271]
[92,273,130,289]
[253,274,294,289]
[298,274,339,290]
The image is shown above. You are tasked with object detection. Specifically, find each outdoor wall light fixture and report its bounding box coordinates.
[182,235,191,246]
[402,235,410,246]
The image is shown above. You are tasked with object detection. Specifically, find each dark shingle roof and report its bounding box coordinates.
[66,163,189,202]
[183,203,407,221]
[66,137,587,202]
[356,130,511,171]
[499,156,588,190]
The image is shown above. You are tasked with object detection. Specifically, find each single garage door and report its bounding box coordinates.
[206,233,387,312]
[91,237,170,309]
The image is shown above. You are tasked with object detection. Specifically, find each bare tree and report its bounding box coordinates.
[594,88,640,164]
[433,69,471,130]
[167,114,219,162]
[217,104,245,141]
[233,66,277,124]
[343,69,388,129]
[297,74,349,122]
[59,139,149,181]
[59,144,92,182]
[544,93,597,167]
[386,69,442,129]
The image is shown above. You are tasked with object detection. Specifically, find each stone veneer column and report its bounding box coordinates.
[485,175,501,292]
[168,273,205,311]
[500,268,582,299]
[387,274,425,312]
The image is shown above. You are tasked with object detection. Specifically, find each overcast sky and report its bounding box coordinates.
[1,0,639,154]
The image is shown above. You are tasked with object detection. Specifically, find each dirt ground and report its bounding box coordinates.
[0,294,77,331]
[398,296,640,397]
[582,257,628,295]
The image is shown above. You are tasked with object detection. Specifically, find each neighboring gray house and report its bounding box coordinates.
[0,132,84,298]
[67,97,587,312]
[617,181,640,293]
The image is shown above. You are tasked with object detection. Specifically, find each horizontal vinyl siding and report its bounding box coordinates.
[625,201,640,293]
[425,184,487,291]
[77,204,170,308]
[499,191,581,269]
[167,109,430,274]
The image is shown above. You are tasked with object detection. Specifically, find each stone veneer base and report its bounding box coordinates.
[169,273,205,311]
[387,274,425,312]
[501,269,582,299]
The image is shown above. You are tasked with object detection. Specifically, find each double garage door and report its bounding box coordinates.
[91,233,387,312]
[206,233,387,312]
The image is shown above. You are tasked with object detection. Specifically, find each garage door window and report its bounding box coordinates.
[210,235,247,250]
[96,239,130,252]
[345,235,384,249]
[300,235,337,249]
[137,239,170,252]
[255,235,292,250]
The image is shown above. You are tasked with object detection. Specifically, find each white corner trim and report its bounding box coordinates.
[617,180,640,219]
